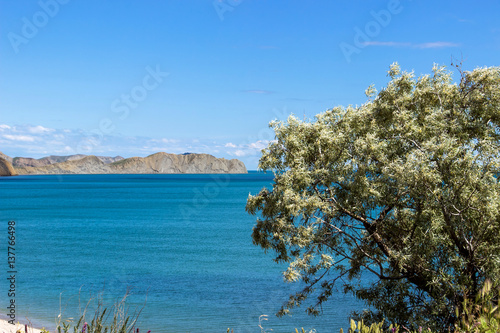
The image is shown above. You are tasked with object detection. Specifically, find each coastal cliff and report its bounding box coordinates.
[0,157,18,176]
[0,151,12,163]
[13,152,247,174]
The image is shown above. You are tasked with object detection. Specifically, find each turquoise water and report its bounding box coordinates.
[0,173,362,332]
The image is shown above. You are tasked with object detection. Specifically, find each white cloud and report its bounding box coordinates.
[224,140,272,159]
[161,138,180,144]
[3,134,36,142]
[149,138,171,143]
[225,140,271,151]
[28,125,54,134]
[60,146,73,153]
[415,42,461,49]
[0,124,11,130]
[362,41,460,49]
[248,140,269,149]
[234,150,247,157]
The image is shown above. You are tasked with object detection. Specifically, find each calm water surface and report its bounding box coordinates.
[0,173,363,332]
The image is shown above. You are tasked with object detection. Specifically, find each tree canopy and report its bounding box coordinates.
[246,63,500,330]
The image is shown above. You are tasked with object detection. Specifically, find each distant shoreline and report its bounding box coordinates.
[12,152,247,175]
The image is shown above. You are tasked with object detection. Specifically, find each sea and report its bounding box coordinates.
[0,172,364,333]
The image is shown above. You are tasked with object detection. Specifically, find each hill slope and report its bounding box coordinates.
[14,152,247,174]
[0,157,18,176]
[12,154,123,167]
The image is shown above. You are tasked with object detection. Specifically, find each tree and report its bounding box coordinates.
[246,63,500,331]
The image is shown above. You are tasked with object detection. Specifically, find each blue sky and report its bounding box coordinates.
[1,0,499,169]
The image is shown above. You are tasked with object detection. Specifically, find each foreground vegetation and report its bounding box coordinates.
[18,279,498,332]
[37,291,148,333]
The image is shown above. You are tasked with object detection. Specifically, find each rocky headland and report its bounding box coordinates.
[0,152,247,175]
[0,157,18,176]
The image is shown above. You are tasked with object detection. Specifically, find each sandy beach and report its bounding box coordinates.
[0,319,42,333]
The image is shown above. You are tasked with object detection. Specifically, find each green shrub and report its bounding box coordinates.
[55,290,147,333]
[454,279,500,333]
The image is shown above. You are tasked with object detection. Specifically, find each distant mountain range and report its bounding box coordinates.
[0,152,247,176]
[9,154,124,168]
